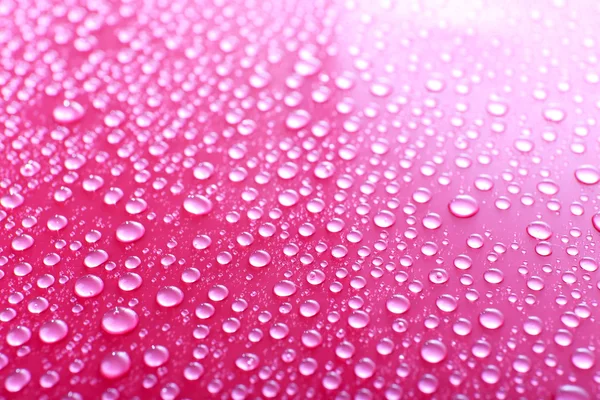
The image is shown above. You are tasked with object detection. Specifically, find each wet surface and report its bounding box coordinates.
[0,0,600,398]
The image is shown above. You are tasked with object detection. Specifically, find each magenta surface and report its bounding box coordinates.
[0,0,599,399]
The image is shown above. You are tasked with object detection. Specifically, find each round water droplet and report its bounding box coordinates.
[6,326,31,346]
[235,353,260,371]
[273,280,297,297]
[374,210,396,228]
[574,165,600,185]
[314,161,336,179]
[156,286,184,308]
[526,221,552,240]
[144,345,170,368]
[84,249,109,268]
[75,274,104,298]
[348,310,370,329]
[115,221,145,243]
[47,215,68,231]
[4,369,31,393]
[195,303,215,320]
[299,300,320,318]
[571,348,595,370]
[208,285,229,302]
[543,106,566,122]
[53,101,85,124]
[101,307,139,335]
[249,250,271,268]
[487,101,508,116]
[118,272,143,291]
[593,213,600,232]
[448,195,479,218]
[420,340,447,364]
[1,193,24,210]
[183,362,205,381]
[286,110,311,130]
[193,162,214,180]
[278,190,299,207]
[100,351,131,379]
[11,234,34,251]
[479,308,504,330]
[386,295,410,314]
[354,358,376,379]
[183,195,213,216]
[39,320,69,344]
[555,385,590,400]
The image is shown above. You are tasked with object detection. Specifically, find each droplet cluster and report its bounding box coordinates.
[0,0,599,398]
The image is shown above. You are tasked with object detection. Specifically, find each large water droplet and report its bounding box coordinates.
[39,320,69,343]
[101,307,139,335]
[574,165,600,185]
[420,339,447,364]
[115,221,145,243]
[183,195,213,216]
[53,100,85,124]
[100,351,131,379]
[479,308,504,330]
[156,286,184,308]
[448,195,479,218]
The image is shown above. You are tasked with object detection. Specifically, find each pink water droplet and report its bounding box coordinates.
[235,353,260,371]
[273,280,297,297]
[75,274,104,298]
[84,249,109,268]
[101,307,139,335]
[374,210,396,228]
[100,351,131,379]
[39,320,69,344]
[249,250,271,268]
[574,165,600,185]
[143,345,170,368]
[479,308,504,330]
[421,339,447,364]
[386,295,411,314]
[448,195,479,218]
[4,369,31,393]
[593,213,600,232]
[115,221,146,243]
[156,286,184,308]
[285,110,311,130]
[53,100,85,124]
[526,221,553,240]
[183,195,213,216]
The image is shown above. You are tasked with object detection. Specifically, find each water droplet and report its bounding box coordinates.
[448,195,479,218]
[4,369,31,393]
[574,165,600,185]
[386,295,410,314]
[421,339,447,364]
[235,353,260,371]
[286,110,311,130]
[144,345,170,368]
[100,351,131,379]
[39,320,69,343]
[101,307,139,335]
[571,348,595,370]
[53,100,85,124]
[479,308,504,330]
[249,250,271,268]
[156,286,184,308]
[374,210,396,228]
[75,274,104,298]
[183,195,213,216]
[526,221,552,240]
[115,221,145,243]
[273,280,297,297]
